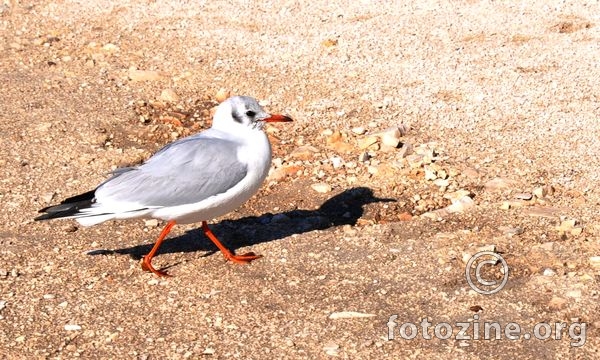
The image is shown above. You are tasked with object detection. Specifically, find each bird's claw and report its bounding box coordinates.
[225,252,262,264]
[141,257,171,277]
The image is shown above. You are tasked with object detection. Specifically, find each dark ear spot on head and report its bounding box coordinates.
[231,110,243,123]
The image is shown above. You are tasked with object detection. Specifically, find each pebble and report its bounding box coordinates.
[444,190,471,202]
[514,193,533,200]
[424,166,437,181]
[406,154,424,168]
[351,126,366,135]
[203,348,215,355]
[397,142,413,158]
[330,156,343,169]
[64,324,82,331]
[543,268,556,276]
[102,43,119,51]
[326,131,354,153]
[0,300,6,311]
[548,296,567,310]
[290,145,319,160]
[446,195,475,214]
[128,68,164,81]
[498,226,524,237]
[358,152,369,162]
[215,88,230,102]
[566,289,582,299]
[323,342,340,356]
[357,135,378,150]
[477,245,496,253]
[533,187,546,198]
[522,207,559,218]
[144,219,159,228]
[41,192,55,203]
[379,127,402,148]
[159,88,179,103]
[328,311,376,319]
[311,183,332,193]
[0,269,7,277]
[589,256,600,269]
[484,178,517,191]
[433,179,449,187]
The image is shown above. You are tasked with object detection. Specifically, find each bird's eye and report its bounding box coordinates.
[245,110,256,117]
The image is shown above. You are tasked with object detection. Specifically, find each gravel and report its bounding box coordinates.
[1,0,599,358]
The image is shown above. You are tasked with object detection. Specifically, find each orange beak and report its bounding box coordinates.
[264,114,293,123]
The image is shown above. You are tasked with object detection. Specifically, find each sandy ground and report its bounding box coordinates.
[1,0,600,359]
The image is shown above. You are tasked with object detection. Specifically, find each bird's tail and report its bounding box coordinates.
[35,190,106,224]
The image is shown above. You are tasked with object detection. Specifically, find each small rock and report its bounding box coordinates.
[351,126,366,135]
[514,193,533,200]
[477,245,496,253]
[144,219,159,228]
[159,89,179,103]
[406,154,424,168]
[128,68,163,82]
[378,127,402,148]
[323,342,340,356]
[102,43,119,51]
[500,202,511,210]
[566,289,582,299]
[571,227,583,236]
[533,187,546,198]
[397,123,410,136]
[330,156,344,169]
[397,142,413,158]
[358,152,369,162]
[424,166,437,181]
[397,212,412,221]
[329,311,376,319]
[522,207,559,218]
[0,269,8,277]
[444,190,471,202]
[62,224,78,233]
[290,145,319,160]
[215,88,230,103]
[64,324,82,331]
[43,294,55,299]
[326,131,354,153]
[498,226,523,237]
[446,195,475,214]
[203,348,215,355]
[484,178,517,191]
[0,300,6,311]
[433,179,450,187]
[41,192,55,203]
[357,135,378,150]
[543,268,556,276]
[311,183,332,193]
[590,256,600,269]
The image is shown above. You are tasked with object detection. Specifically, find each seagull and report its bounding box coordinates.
[35,96,292,276]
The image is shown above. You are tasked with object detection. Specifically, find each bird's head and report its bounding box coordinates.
[212,96,292,132]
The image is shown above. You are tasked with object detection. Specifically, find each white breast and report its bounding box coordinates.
[150,130,272,224]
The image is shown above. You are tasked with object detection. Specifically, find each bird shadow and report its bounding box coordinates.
[89,187,394,261]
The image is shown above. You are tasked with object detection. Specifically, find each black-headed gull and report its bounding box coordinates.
[35,96,292,276]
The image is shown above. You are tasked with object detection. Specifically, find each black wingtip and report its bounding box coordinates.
[35,189,96,221]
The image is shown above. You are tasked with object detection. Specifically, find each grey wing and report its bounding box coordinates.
[94,136,247,208]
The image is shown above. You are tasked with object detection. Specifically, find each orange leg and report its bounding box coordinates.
[141,220,176,277]
[201,221,262,264]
